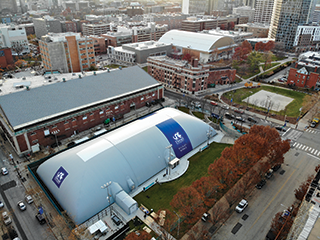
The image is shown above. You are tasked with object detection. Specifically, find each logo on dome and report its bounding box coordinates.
[52,166,68,188]
[173,132,184,144]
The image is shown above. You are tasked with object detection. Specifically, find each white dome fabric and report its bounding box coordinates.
[37,108,216,224]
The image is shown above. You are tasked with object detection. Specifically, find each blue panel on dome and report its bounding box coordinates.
[156,118,192,158]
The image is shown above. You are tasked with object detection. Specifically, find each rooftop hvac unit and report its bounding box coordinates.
[63,78,66,82]
[79,74,82,78]
[54,77,57,80]
[22,77,26,80]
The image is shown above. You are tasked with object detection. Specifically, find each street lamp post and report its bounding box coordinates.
[101,181,112,216]
[51,129,60,151]
[173,211,180,238]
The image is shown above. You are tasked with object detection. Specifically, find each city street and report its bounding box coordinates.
[0,145,55,240]
[212,132,320,240]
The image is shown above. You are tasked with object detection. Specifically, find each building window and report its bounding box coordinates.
[32,139,38,144]
[99,110,104,114]
[83,116,87,120]
[30,132,36,136]
[115,105,119,110]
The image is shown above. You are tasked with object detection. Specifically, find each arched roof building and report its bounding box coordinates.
[158,30,236,63]
[37,108,216,224]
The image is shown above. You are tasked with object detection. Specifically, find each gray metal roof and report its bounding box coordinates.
[0,66,160,130]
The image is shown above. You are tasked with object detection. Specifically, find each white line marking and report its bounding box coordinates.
[307,153,320,160]
[311,149,315,154]
[302,146,306,150]
[293,142,297,147]
[315,150,318,155]
[318,152,320,156]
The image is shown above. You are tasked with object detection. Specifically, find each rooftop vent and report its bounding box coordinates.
[22,77,26,80]
[63,78,66,82]
[94,72,96,75]
[79,74,82,79]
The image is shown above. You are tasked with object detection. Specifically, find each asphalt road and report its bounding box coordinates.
[211,130,320,240]
[0,146,55,240]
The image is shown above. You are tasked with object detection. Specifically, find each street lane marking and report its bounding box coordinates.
[311,149,315,154]
[293,142,297,147]
[307,153,320,160]
[318,152,320,156]
[305,147,309,151]
[315,150,318,155]
[302,146,306,150]
[247,158,304,233]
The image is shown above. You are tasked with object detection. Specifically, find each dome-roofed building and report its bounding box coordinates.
[158,29,236,63]
[36,108,216,224]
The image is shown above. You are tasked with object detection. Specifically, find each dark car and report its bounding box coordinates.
[225,112,235,119]
[256,179,266,189]
[265,169,274,179]
[236,116,246,122]
[275,126,287,132]
[310,121,317,128]
[111,215,122,226]
[247,116,257,123]
[36,213,46,225]
[50,141,61,148]
[272,164,281,172]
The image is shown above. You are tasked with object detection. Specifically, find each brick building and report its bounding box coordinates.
[102,31,133,47]
[234,23,269,38]
[89,35,106,54]
[287,52,320,89]
[65,21,78,32]
[147,56,236,94]
[39,32,96,73]
[0,66,164,156]
[181,16,249,32]
[0,48,13,68]
[82,23,110,36]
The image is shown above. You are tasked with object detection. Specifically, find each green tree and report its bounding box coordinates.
[247,51,260,71]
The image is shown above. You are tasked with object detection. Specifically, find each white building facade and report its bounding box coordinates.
[0,24,30,55]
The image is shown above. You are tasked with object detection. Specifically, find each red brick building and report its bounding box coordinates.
[287,62,320,88]
[0,66,163,156]
[147,56,235,94]
[65,21,77,32]
[89,35,106,54]
[0,48,14,69]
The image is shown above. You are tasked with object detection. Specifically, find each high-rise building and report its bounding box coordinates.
[82,23,110,36]
[39,32,96,73]
[182,0,218,14]
[0,0,18,14]
[269,0,316,50]
[0,24,30,55]
[33,16,62,39]
[254,0,274,24]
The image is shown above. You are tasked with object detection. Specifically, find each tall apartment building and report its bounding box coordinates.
[0,0,18,14]
[65,21,77,32]
[269,0,316,50]
[181,16,249,32]
[82,23,110,36]
[33,16,62,38]
[0,24,30,55]
[293,25,320,52]
[233,6,255,22]
[39,32,95,73]
[89,35,106,54]
[132,23,168,42]
[254,0,274,24]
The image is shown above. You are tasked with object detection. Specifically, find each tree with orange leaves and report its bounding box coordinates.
[192,176,218,207]
[170,186,205,224]
[124,230,152,240]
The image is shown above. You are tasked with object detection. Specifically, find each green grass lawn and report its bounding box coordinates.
[223,86,306,117]
[134,142,230,213]
[142,66,148,72]
[262,62,279,71]
[192,111,205,119]
[177,106,189,114]
[241,69,260,79]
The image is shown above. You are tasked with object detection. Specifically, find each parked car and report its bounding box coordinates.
[272,164,281,172]
[256,179,266,189]
[222,104,230,110]
[265,169,274,179]
[0,200,3,208]
[247,116,257,123]
[17,201,26,211]
[35,213,46,225]
[310,121,317,128]
[235,199,248,213]
[111,215,122,226]
[236,116,246,122]
[210,101,218,106]
[2,211,12,225]
[1,167,8,175]
[313,117,319,123]
[201,212,211,222]
[225,112,235,119]
[234,109,244,114]
[275,126,287,132]
[25,195,33,204]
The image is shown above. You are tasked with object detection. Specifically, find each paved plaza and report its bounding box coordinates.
[243,90,294,111]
